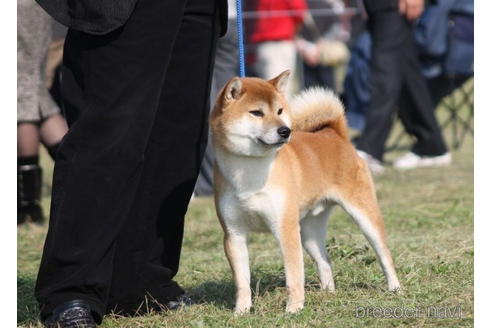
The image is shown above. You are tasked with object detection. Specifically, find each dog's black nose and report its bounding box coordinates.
[277,126,291,139]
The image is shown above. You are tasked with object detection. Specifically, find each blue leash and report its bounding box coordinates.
[235,0,246,77]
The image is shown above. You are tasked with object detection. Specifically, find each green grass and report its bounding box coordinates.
[17,96,474,327]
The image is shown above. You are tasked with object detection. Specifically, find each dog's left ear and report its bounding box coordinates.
[269,70,291,94]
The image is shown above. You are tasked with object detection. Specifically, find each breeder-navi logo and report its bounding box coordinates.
[355,305,463,319]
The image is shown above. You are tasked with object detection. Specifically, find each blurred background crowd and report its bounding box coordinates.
[18,0,474,224]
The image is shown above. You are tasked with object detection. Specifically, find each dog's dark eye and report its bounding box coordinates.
[277,108,283,115]
[249,110,264,117]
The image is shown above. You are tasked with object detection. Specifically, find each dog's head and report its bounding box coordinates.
[211,70,292,157]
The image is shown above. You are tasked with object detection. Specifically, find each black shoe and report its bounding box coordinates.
[164,294,196,311]
[44,299,96,328]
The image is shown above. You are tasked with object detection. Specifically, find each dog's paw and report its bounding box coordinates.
[388,282,403,294]
[234,302,252,315]
[320,280,336,292]
[285,301,304,314]
[234,308,250,316]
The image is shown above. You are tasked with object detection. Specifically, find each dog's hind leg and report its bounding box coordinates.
[300,208,335,291]
[338,183,401,292]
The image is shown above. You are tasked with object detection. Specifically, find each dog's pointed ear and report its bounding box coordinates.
[269,70,291,94]
[223,77,243,103]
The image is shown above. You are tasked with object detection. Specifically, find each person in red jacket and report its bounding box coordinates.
[249,0,307,94]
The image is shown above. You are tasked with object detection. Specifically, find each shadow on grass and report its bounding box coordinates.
[190,279,235,310]
[189,268,321,310]
[18,273,39,326]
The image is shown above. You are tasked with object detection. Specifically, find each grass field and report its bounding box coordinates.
[17,93,474,327]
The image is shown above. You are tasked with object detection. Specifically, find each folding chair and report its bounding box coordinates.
[433,75,474,149]
[387,74,474,151]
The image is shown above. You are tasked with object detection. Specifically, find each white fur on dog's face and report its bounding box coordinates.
[223,99,292,157]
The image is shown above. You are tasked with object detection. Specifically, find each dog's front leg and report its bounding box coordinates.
[224,231,252,314]
[277,217,305,313]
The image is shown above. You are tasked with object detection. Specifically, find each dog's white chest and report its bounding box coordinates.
[239,191,276,232]
[222,187,285,233]
[215,148,286,233]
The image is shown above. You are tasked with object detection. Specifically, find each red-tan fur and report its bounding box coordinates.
[211,71,400,314]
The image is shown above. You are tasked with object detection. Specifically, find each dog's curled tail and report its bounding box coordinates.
[289,87,348,140]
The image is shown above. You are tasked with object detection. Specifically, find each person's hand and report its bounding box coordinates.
[398,0,424,21]
[296,39,321,67]
[302,45,321,67]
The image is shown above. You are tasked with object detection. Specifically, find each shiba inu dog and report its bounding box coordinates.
[210,71,401,314]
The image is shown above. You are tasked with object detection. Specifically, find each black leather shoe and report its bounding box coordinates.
[44,299,96,328]
[164,294,196,311]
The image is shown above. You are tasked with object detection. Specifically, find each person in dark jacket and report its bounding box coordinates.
[33,0,227,327]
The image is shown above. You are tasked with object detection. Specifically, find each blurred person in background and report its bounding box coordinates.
[414,0,474,103]
[195,0,239,196]
[17,0,68,225]
[342,30,372,131]
[339,0,371,131]
[296,0,350,91]
[249,0,307,94]
[354,0,450,173]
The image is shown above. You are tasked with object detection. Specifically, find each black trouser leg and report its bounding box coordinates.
[397,50,448,156]
[106,0,220,314]
[35,0,219,322]
[354,10,447,161]
[354,11,405,161]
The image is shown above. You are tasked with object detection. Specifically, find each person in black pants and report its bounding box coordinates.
[354,0,450,173]
[33,0,227,327]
